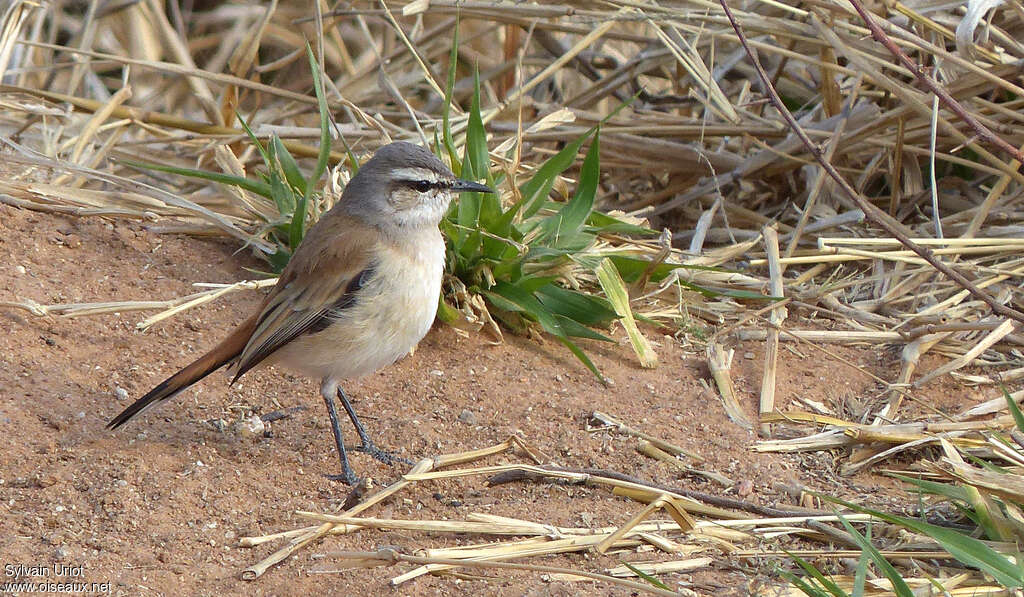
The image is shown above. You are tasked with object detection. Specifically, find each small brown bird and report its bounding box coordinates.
[108,142,494,484]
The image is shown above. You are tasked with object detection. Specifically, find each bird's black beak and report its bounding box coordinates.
[451,179,495,194]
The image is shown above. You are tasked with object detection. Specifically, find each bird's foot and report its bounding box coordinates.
[354,443,412,466]
[324,470,360,485]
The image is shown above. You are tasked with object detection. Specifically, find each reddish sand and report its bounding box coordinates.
[1,205,990,595]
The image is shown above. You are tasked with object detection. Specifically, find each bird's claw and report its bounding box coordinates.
[354,443,412,466]
[324,471,360,485]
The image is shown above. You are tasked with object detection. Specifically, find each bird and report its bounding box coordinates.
[107,141,495,484]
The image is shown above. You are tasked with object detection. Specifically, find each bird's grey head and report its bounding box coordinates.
[341,141,492,230]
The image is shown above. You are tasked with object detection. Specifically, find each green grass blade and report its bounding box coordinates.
[853,548,867,596]
[518,131,592,219]
[120,158,272,197]
[265,136,296,219]
[596,258,657,368]
[964,449,1010,473]
[579,255,686,284]
[306,43,332,196]
[553,314,614,342]
[464,69,508,259]
[586,211,657,235]
[517,88,633,225]
[890,474,970,503]
[268,168,294,217]
[892,515,1021,584]
[675,278,781,301]
[271,134,307,196]
[779,570,834,597]
[453,70,489,256]
[485,281,603,379]
[436,295,459,324]
[513,275,559,294]
[525,244,585,262]
[784,551,848,597]
[234,110,271,166]
[464,67,489,182]
[834,517,914,597]
[553,335,603,380]
[290,193,308,250]
[534,284,619,326]
[551,127,600,245]
[266,247,291,273]
[1003,384,1024,432]
[487,281,563,336]
[895,473,1002,540]
[832,498,1024,587]
[441,16,460,163]
[620,563,672,591]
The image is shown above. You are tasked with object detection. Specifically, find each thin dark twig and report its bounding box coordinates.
[845,0,1024,164]
[717,0,1024,327]
[259,405,308,423]
[487,465,829,518]
[806,519,862,549]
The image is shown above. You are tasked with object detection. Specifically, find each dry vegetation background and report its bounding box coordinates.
[2,0,1024,594]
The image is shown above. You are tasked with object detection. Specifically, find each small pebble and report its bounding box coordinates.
[230,415,265,439]
[114,387,129,401]
[15,265,26,275]
[429,369,444,377]
[457,409,477,425]
[743,352,755,359]
[54,546,68,561]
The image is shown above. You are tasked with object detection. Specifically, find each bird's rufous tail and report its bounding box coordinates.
[107,315,258,429]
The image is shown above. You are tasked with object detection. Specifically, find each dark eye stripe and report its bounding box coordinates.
[400,179,436,192]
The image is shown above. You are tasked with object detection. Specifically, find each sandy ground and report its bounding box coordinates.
[0,204,994,595]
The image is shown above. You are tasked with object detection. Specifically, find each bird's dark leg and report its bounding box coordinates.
[320,384,359,485]
[336,386,411,465]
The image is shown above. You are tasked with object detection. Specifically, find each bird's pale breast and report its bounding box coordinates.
[269,230,445,382]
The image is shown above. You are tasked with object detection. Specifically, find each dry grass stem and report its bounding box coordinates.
[315,549,680,596]
[759,225,786,437]
[706,342,752,429]
[590,411,701,461]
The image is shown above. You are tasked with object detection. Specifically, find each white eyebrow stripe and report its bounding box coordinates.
[392,167,440,182]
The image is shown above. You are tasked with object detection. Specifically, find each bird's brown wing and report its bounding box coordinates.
[231,214,378,381]
[107,214,378,429]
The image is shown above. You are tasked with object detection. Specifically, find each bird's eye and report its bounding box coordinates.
[410,180,433,193]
